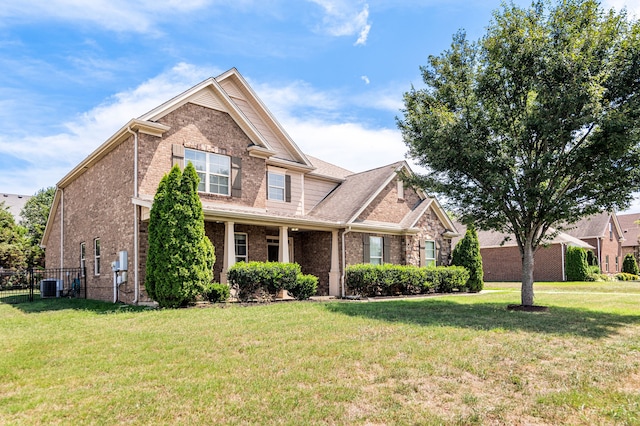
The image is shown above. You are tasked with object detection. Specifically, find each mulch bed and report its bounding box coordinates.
[506,304,549,312]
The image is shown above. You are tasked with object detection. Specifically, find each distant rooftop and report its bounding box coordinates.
[1,193,31,223]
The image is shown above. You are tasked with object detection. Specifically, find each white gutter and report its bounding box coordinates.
[340,226,352,298]
[126,126,140,304]
[561,243,566,281]
[60,188,64,269]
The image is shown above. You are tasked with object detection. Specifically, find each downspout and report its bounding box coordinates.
[340,226,352,298]
[60,188,64,269]
[561,243,566,281]
[126,126,139,304]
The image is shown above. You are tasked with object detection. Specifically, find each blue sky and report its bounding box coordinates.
[1,0,639,209]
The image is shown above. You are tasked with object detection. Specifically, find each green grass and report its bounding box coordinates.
[1,283,639,425]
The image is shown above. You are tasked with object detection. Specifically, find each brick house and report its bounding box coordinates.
[617,213,640,265]
[563,212,625,274]
[453,223,594,282]
[42,68,458,304]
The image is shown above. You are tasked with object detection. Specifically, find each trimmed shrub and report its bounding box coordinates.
[227,262,314,302]
[287,274,318,300]
[565,246,589,281]
[145,164,215,308]
[203,282,230,303]
[345,264,468,297]
[451,224,484,292]
[615,272,639,281]
[622,254,639,275]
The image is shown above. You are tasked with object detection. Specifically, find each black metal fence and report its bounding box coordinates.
[0,268,86,304]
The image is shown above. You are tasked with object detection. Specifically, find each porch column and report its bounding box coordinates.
[279,226,290,263]
[329,229,340,296]
[221,221,235,283]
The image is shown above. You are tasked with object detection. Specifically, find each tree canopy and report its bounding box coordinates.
[20,186,55,267]
[0,203,27,269]
[398,0,640,306]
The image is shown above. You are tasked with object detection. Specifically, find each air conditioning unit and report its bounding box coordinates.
[40,279,63,298]
[40,278,61,298]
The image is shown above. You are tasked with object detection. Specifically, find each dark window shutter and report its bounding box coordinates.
[383,236,390,264]
[172,144,184,168]
[363,234,370,263]
[231,157,242,198]
[285,175,291,202]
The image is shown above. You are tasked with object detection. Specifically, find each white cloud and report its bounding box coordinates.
[0,0,226,34]
[601,0,640,17]
[0,63,409,195]
[309,0,372,44]
[0,63,219,194]
[361,75,370,84]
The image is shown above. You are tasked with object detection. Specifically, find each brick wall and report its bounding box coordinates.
[46,135,137,303]
[481,244,564,282]
[406,206,452,267]
[138,103,268,209]
[358,179,421,223]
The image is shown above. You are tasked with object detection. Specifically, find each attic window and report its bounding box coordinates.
[397,180,404,200]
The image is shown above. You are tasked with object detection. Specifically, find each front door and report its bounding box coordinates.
[266,236,293,262]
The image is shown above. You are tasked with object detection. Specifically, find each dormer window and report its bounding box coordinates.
[267,170,291,202]
[185,148,230,196]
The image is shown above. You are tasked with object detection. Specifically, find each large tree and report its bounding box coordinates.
[0,203,27,269]
[398,0,640,306]
[20,186,55,267]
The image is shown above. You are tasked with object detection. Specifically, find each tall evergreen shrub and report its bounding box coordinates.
[565,246,589,281]
[622,253,639,275]
[451,224,484,292]
[145,164,215,308]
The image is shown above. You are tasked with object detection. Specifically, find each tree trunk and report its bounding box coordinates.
[521,243,535,306]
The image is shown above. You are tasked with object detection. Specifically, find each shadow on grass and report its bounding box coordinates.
[324,299,640,339]
[2,297,151,315]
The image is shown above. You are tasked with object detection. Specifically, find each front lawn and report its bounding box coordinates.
[1,283,639,424]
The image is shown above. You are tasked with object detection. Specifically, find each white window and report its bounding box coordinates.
[185,148,230,195]
[235,233,248,263]
[80,242,86,276]
[370,236,383,265]
[425,240,436,267]
[94,238,101,276]
[397,180,404,200]
[268,172,285,201]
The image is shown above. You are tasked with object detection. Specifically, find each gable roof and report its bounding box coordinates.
[308,162,404,222]
[138,68,313,169]
[1,193,31,223]
[562,212,624,241]
[617,213,640,247]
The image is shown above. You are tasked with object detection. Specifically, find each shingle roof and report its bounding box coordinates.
[562,212,612,239]
[453,222,594,249]
[1,193,31,223]
[617,213,640,247]
[308,162,403,222]
[306,155,353,180]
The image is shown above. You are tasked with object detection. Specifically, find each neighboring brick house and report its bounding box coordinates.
[453,223,593,282]
[42,68,459,304]
[614,213,640,265]
[563,212,625,274]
